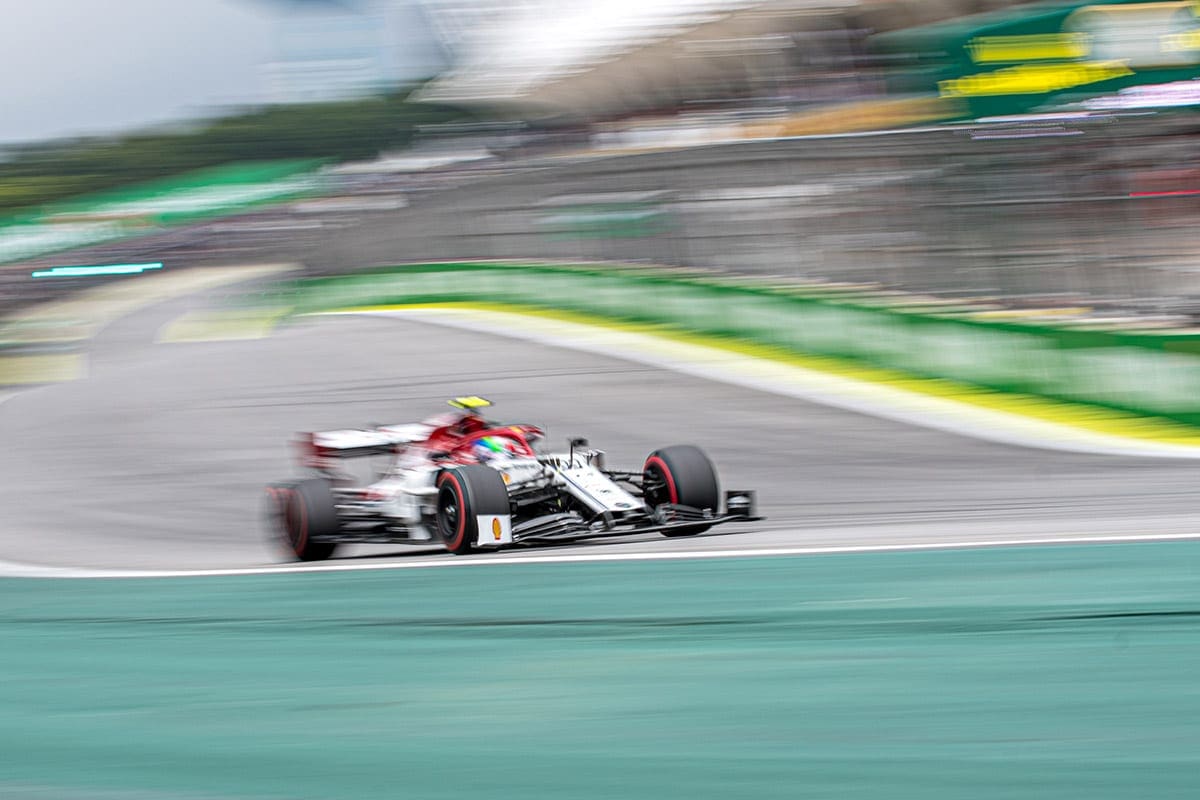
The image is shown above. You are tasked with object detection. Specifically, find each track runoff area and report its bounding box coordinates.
[0,297,1197,799]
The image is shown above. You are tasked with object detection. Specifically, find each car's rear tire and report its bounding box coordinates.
[273,478,339,561]
[437,466,510,555]
[642,445,720,537]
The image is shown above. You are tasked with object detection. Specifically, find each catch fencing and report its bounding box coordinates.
[306,113,1200,322]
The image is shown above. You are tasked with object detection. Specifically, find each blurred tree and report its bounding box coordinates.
[0,85,472,216]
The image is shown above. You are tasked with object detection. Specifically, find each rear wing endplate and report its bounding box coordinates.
[300,423,431,466]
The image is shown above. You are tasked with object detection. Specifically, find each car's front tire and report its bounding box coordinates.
[642,445,720,537]
[436,466,511,555]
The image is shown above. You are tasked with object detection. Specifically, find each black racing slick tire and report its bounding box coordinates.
[642,445,720,537]
[436,466,511,555]
[271,478,340,562]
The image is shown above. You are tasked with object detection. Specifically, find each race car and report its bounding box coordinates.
[266,396,760,560]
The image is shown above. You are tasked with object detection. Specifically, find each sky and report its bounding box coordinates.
[0,0,445,145]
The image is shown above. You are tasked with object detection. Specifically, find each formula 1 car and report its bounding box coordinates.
[266,397,760,560]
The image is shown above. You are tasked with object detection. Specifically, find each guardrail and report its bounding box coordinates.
[284,261,1200,427]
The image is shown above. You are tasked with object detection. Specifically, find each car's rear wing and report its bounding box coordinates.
[298,424,432,466]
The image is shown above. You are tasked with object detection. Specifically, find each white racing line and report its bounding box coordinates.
[1,533,1199,580]
[4,306,1200,579]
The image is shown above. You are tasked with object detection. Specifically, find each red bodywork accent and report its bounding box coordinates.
[297,433,334,470]
[422,413,543,465]
[297,411,545,469]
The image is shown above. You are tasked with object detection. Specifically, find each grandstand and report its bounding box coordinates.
[419,0,1030,119]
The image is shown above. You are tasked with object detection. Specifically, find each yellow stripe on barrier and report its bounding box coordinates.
[329,301,1200,448]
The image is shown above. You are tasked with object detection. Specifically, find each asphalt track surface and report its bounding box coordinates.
[1,289,1199,572]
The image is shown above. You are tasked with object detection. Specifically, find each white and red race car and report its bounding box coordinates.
[266,397,760,560]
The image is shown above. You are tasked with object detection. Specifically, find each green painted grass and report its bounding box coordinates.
[1,542,1198,799]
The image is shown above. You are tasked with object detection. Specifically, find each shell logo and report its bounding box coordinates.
[492,517,502,540]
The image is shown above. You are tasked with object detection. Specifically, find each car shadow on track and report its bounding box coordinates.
[307,528,759,564]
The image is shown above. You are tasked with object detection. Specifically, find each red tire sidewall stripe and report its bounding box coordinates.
[280,488,307,554]
[645,456,678,504]
[268,486,288,521]
[439,472,469,550]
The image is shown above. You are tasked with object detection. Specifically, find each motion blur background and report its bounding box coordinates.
[5,7,1200,797]
[5,0,1200,318]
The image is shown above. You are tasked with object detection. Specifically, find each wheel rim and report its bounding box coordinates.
[642,464,669,508]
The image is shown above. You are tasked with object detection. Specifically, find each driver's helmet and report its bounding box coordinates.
[473,435,515,462]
